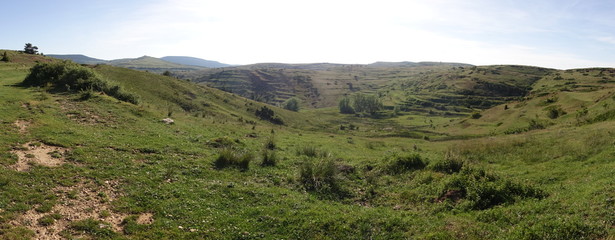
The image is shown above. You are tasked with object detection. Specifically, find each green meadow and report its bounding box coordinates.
[0,51,613,239]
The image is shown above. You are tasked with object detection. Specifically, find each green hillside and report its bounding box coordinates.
[0,50,613,239]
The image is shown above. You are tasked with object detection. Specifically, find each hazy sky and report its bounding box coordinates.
[2,0,614,69]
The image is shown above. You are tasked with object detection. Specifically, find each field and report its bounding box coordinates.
[0,50,613,239]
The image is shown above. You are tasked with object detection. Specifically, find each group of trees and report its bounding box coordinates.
[24,43,39,54]
[338,93,383,115]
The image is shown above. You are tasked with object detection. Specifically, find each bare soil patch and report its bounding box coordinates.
[10,180,129,239]
[10,142,68,171]
[136,213,154,225]
[13,119,31,133]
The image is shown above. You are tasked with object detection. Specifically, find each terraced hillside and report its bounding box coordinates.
[184,63,554,115]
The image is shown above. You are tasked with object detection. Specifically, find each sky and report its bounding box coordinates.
[2,0,614,69]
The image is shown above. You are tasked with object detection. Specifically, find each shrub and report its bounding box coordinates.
[261,149,277,167]
[438,167,546,210]
[470,111,482,119]
[214,149,252,171]
[22,61,139,104]
[282,97,300,111]
[1,52,10,62]
[384,152,426,174]
[338,96,355,114]
[545,105,566,119]
[264,135,276,150]
[255,106,284,125]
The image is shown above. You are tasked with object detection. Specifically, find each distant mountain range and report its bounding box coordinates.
[47,54,231,73]
[160,56,231,68]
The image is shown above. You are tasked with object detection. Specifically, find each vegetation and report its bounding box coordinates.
[1,52,9,62]
[22,61,140,104]
[0,50,613,239]
[282,97,300,111]
[338,96,354,114]
[23,43,38,54]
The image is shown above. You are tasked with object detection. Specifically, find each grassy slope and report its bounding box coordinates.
[108,56,205,73]
[0,51,613,239]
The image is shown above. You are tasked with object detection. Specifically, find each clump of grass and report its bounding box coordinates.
[264,135,276,150]
[79,88,97,101]
[299,157,342,198]
[384,152,426,174]
[296,146,329,158]
[49,151,62,158]
[70,218,117,238]
[214,148,252,171]
[207,136,241,148]
[430,151,464,174]
[37,213,62,226]
[260,149,277,167]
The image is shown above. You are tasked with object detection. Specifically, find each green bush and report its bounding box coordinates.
[338,96,355,114]
[545,105,566,119]
[22,61,139,104]
[430,152,464,174]
[282,97,300,111]
[439,168,546,210]
[214,148,252,171]
[470,111,482,119]
[1,51,10,62]
[384,152,426,174]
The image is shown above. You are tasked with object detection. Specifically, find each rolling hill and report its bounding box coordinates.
[0,50,613,239]
[160,56,231,68]
[47,54,232,73]
[46,54,108,65]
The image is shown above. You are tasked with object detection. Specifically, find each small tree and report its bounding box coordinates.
[1,52,9,62]
[282,97,300,111]
[162,70,172,76]
[338,96,354,114]
[351,93,382,115]
[24,43,39,54]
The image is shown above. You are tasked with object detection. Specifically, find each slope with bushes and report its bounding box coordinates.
[0,50,613,239]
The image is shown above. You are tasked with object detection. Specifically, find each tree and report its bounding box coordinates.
[1,52,9,62]
[338,96,354,114]
[351,93,382,115]
[24,43,38,54]
[162,70,172,76]
[282,97,300,111]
